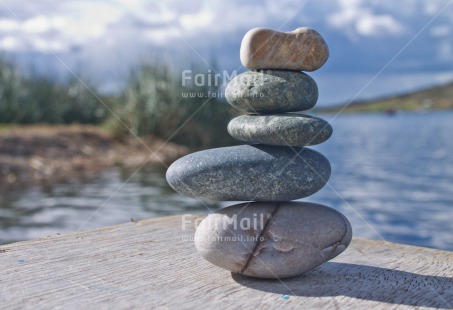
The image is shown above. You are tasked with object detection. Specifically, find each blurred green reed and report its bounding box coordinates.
[107,62,238,149]
[0,59,106,125]
[0,58,238,148]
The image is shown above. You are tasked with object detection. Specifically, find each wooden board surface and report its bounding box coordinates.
[1,214,452,309]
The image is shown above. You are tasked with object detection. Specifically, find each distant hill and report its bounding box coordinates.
[319,81,453,113]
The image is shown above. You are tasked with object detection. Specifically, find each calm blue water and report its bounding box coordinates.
[1,111,452,251]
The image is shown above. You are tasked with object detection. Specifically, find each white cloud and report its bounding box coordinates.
[431,25,450,37]
[31,37,66,52]
[143,27,181,45]
[23,16,51,33]
[0,0,123,52]
[0,0,418,55]
[0,19,19,31]
[180,10,214,31]
[0,0,450,103]
[356,14,404,36]
[0,36,21,51]
[327,0,405,38]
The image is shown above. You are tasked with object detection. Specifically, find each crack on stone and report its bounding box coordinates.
[321,241,342,261]
[271,239,297,252]
[239,203,281,275]
[320,214,350,261]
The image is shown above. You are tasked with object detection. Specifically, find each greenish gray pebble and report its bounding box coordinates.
[228,113,332,146]
[195,201,352,279]
[165,144,330,201]
[225,70,318,113]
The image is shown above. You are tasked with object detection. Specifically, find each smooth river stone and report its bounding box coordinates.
[166,144,330,201]
[225,70,318,113]
[228,114,332,146]
[240,27,329,71]
[195,202,352,279]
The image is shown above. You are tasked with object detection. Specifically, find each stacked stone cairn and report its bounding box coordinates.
[167,27,352,279]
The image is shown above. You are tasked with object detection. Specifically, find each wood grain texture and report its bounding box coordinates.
[0,214,452,309]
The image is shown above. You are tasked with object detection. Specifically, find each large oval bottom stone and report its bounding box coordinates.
[195,202,352,279]
[166,145,330,201]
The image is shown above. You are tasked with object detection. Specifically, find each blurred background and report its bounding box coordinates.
[0,0,452,251]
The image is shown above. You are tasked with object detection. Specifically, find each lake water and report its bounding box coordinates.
[1,112,453,251]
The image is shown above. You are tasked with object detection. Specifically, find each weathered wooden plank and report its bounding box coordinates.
[0,214,452,309]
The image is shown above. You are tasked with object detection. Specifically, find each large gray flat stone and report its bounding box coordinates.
[166,144,330,201]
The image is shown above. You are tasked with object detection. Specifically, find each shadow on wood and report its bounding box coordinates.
[232,262,453,308]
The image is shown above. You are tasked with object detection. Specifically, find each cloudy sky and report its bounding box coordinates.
[0,0,452,105]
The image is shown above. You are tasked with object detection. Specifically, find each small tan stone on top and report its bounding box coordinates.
[240,27,329,72]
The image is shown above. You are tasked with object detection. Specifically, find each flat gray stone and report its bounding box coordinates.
[166,144,330,201]
[225,70,318,113]
[195,201,352,279]
[228,113,332,146]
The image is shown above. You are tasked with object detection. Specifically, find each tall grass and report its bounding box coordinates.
[109,62,238,149]
[0,59,106,124]
[0,57,239,148]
